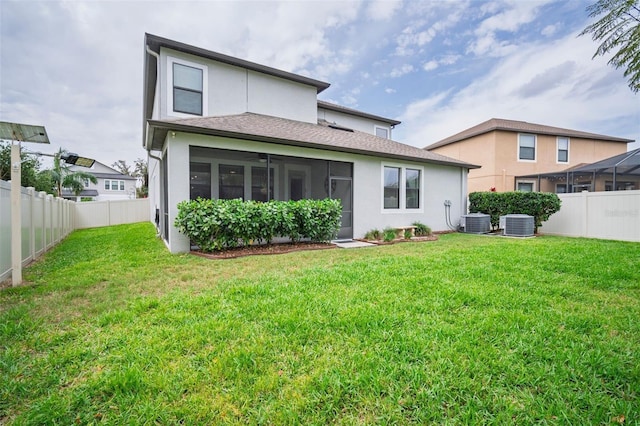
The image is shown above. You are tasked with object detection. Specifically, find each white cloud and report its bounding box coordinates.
[541,24,558,37]
[398,32,639,149]
[467,0,553,56]
[389,64,414,77]
[423,60,439,71]
[423,54,461,72]
[366,0,403,21]
[385,87,396,94]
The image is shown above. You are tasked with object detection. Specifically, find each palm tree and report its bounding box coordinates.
[51,148,97,197]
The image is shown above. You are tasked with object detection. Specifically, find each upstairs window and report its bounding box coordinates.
[557,137,569,163]
[375,126,390,139]
[173,63,203,115]
[168,57,208,117]
[518,134,536,161]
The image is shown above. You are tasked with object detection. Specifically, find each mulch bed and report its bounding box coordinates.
[191,241,336,259]
[191,234,440,259]
[358,234,439,245]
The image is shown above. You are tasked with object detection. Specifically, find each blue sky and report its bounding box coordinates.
[1,0,638,168]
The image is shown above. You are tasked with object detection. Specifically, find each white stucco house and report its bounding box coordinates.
[143,33,478,253]
[62,161,137,201]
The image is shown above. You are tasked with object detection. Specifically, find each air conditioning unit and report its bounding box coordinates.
[500,214,534,237]
[461,213,490,234]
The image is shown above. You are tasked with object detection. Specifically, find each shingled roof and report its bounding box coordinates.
[147,113,478,168]
[426,118,634,150]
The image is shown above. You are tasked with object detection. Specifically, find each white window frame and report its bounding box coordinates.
[167,56,208,118]
[516,180,536,192]
[381,163,424,213]
[104,179,126,192]
[556,136,570,164]
[375,125,390,139]
[517,133,537,162]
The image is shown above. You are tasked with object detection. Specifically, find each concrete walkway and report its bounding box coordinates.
[333,240,376,249]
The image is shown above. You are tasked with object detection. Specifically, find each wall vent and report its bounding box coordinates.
[500,214,534,237]
[461,213,490,234]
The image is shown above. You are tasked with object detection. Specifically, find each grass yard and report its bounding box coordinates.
[1,223,639,424]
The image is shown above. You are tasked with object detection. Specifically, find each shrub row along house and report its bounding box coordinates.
[427,118,635,194]
[142,34,478,253]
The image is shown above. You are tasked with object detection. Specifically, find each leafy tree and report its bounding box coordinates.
[112,158,148,198]
[580,0,640,93]
[0,141,42,188]
[50,148,97,197]
[111,160,132,176]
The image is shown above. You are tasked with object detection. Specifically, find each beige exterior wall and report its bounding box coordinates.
[430,130,628,193]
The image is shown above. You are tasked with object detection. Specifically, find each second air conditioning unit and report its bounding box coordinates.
[500,214,535,237]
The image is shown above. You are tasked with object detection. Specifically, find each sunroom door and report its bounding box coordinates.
[330,177,353,240]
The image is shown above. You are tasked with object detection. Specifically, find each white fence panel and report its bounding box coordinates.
[542,190,640,242]
[0,181,11,282]
[1,179,150,283]
[74,199,150,229]
[0,182,75,283]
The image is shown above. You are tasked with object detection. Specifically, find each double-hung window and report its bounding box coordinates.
[405,169,420,209]
[173,63,203,115]
[557,137,569,163]
[104,179,125,191]
[518,134,536,161]
[384,166,400,209]
[168,57,208,117]
[383,165,422,210]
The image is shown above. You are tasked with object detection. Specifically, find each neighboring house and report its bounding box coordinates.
[517,147,640,192]
[142,33,478,254]
[62,161,137,201]
[426,118,633,194]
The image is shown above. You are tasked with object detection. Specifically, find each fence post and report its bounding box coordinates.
[27,187,35,262]
[582,191,588,238]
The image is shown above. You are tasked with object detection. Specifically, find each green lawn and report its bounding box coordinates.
[1,223,639,424]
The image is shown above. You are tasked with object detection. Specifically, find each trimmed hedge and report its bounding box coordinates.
[175,198,342,252]
[468,191,561,231]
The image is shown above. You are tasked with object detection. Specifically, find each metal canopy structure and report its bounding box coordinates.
[517,148,640,192]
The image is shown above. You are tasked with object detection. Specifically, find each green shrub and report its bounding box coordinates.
[175,198,342,252]
[468,191,561,231]
[412,222,432,236]
[383,227,397,242]
[403,229,413,240]
[364,229,382,240]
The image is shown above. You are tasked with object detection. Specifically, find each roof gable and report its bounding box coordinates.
[427,118,634,149]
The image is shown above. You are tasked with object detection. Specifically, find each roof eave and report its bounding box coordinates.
[145,33,330,94]
[317,100,401,126]
[147,120,479,169]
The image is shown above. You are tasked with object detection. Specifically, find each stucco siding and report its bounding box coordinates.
[159,48,317,123]
[162,132,468,253]
[318,108,394,137]
[248,71,317,123]
[431,129,628,193]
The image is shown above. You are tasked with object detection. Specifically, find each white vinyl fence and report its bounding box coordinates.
[1,180,150,283]
[540,190,640,242]
[74,199,150,229]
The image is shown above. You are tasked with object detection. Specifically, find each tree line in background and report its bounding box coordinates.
[0,141,148,199]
